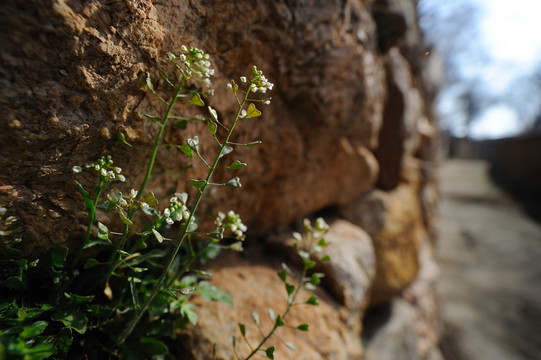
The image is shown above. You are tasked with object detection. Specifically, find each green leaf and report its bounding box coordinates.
[245,140,262,147]
[144,114,162,123]
[190,179,207,190]
[188,93,205,106]
[51,247,68,268]
[225,177,241,188]
[285,283,295,296]
[245,103,261,118]
[83,240,114,250]
[158,68,174,87]
[145,191,158,207]
[97,222,109,241]
[296,323,309,331]
[309,273,321,285]
[239,323,246,337]
[317,238,329,247]
[275,315,285,327]
[219,146,233,159]
[51,308,88,334]
[20,321,48,339]
[139,337,168,356]
[227,160,247,170]
[178,143,193,158]
[23,343,57,359]
[265,346,275,359]
[118,208,133,225]
[83,258,100,269]
[197,281,233,305]
[187,136,200,153]
[306,295,319,306]
[152,228,164,243]
[74,180,94,219]
[303,258,316,270]
[192,269,212,277]
[118,132,135,149]
[64,293,95,305]
[173,120,188,129]
[320,254,331,262]
[207,119,217,135]
[252,311,260,326]
[277,270,287,283]
[145,72,154,92]
[180,303,198,325]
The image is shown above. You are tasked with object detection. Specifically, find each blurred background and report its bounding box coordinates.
[417,1,541,359]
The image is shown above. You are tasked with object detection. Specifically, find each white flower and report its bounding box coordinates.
[72,166,82,173]
[166,217,174,225]
[164,208,170,217]
[180,45,188,52]
[119,198,127,206]
[130,189,138,198]
[208,106,218,121]
[240,109,247,118]
[240,76,247,83]
[100,168,107,177]
[227,83,233,90]
[141,202,149,211]
[118,175,126,182]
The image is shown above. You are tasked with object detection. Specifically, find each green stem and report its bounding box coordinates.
[244,267,307,360]
[106,77,186,276]
[72,179,104,268]
[117,88,251,345]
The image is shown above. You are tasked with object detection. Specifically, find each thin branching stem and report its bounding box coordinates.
[117,86,251,345]
[243,266,307,360]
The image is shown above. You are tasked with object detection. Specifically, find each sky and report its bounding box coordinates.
[417,0,541,139]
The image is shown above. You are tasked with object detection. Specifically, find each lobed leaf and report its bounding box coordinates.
[239,323,246,337]
[245,103,261,118]
[265,346,275,359]
[306,295,319,306]
[227,160,247,170]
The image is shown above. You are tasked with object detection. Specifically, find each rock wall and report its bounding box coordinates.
[0,0,441,358]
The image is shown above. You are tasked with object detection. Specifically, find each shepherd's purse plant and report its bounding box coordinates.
[0,45,328,360]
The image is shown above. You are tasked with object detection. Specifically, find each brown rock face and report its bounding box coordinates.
[179,252,364,360]
[1,0,440,358]
[0,0,388,254]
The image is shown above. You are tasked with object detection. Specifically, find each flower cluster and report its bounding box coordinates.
[227,66,273,105]
[215,210,247,240]
[293,217,330,255]
[168,45,214,88]
[73,155,125,182]
[249,65,274,94]
[163,193,190,225]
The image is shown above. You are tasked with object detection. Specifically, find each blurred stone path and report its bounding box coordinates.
[437,159,541,360]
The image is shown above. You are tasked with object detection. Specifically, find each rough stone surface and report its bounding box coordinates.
[320,220,376,314]
[340,176,428,304]
[178,252,364,360]
[363,239,443,360]
[0,0,389,254]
